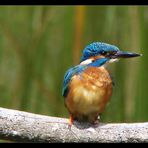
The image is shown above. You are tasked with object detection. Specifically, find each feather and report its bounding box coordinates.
[62,58,109,97]
[62,65,86,97]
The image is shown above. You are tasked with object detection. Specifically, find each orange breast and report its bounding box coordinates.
[65,66,112,122]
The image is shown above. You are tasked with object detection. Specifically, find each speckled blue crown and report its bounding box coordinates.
[80,42,119,62]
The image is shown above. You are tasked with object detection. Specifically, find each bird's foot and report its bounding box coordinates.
[92,119,99,128]
[93,116,100,127]
[93,119,99,125]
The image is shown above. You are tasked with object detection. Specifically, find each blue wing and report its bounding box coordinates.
[62,65,86,97]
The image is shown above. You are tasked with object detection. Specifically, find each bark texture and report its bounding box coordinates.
[0,107,148,143]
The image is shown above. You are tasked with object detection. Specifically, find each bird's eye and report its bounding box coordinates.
[101,51,107,55]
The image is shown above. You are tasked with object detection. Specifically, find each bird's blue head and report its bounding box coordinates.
[80,42,141,64]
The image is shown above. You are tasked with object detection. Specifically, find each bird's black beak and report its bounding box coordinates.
[111,51,142,59]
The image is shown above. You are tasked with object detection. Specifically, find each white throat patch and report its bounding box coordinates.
[109,58,119,63]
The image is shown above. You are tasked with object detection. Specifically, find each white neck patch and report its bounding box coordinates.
[80,59,93,65]
[80,58,119,66]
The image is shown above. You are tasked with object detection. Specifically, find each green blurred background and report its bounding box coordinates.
[0,6,147,123]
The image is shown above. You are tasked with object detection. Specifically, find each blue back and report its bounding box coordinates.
[80,42,119,62]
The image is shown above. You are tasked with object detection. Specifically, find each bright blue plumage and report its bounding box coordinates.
[62,41,141,124]
[62,58,109,97]
[62,41,140,98]
[62,42,120,97]
[80,42,119,62]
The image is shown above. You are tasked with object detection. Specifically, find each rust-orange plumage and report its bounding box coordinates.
[65,66,112,123]
[62,42,141,125]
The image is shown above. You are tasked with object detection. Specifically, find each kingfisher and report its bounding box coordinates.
[62,42,141,125]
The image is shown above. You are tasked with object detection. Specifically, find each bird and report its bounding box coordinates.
[62,42,141,126]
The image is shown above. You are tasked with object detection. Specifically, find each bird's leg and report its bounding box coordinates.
[69,115,74,125]
[68,115,74,130]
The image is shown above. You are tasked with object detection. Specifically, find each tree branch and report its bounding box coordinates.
[0,107,148,143]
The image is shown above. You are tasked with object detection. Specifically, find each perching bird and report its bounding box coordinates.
[62,42,141,125]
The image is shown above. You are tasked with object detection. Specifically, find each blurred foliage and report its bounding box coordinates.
[0,6,147,123]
